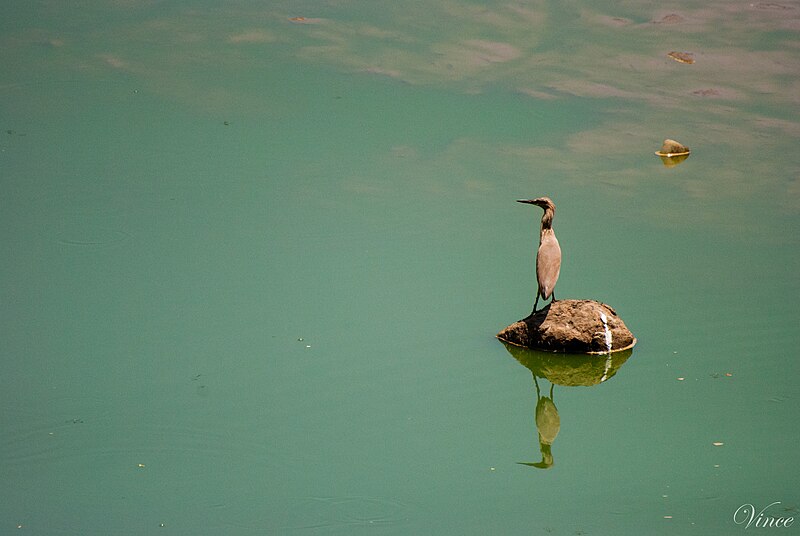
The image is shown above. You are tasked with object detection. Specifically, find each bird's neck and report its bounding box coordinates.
[540,209,554,230]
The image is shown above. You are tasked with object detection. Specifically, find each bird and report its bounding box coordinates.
[517,197,561,315]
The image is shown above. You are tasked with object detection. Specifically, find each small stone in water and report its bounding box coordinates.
[655,139,690,157]
[668,51,694,64]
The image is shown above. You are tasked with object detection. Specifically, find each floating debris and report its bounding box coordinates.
[692,88,720,97]
[712,441,724,447]
[289,17,327,24]
[288,16,324,24]
[653,13,685,24]
[668,51,694,64]
[755,2,794,9]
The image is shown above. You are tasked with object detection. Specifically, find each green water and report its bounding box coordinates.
[2,1,799,534]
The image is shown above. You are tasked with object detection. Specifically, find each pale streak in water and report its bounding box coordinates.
[599,311,613,383]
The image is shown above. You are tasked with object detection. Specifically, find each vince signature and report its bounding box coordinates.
[734,502,795,529]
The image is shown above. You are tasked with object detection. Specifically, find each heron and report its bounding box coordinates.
[517,197,561,315]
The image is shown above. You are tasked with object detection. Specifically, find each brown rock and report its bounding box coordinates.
[497,299,636,354]
[667,51,694,64]
[655,139,690,157]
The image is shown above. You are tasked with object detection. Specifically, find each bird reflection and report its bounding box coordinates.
[499,342,635,470]
[518,374,560,469]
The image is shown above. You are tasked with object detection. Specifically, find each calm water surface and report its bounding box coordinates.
[2,1,799,534]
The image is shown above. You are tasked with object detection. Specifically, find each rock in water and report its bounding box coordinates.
[497,299,636,354]
[667,51,694,64]
[655,139,690,157]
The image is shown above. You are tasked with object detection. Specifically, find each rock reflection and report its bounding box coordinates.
[501,342,633,469]
[658,153,690,167]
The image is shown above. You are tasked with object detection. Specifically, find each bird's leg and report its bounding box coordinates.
[550,292,556,304]
[530,294,540,317]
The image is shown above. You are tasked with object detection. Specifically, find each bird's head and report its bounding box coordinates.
[517,197,555,210]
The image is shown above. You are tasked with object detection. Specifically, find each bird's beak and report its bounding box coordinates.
[516,199,536,204]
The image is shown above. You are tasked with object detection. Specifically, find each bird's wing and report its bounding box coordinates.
[536,239,561,299]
